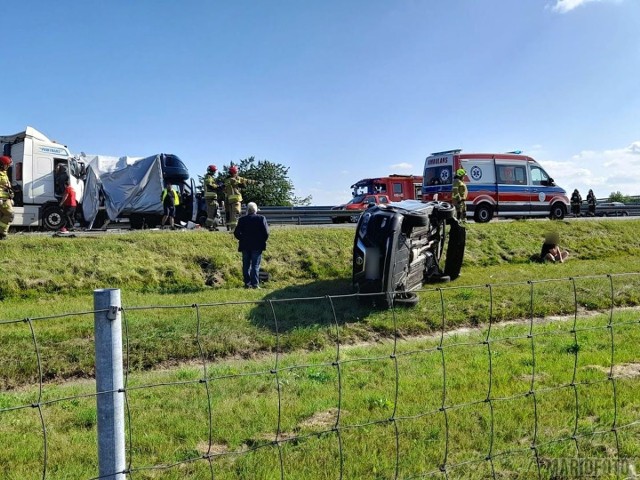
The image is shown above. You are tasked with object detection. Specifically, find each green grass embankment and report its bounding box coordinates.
[1,220,640,389]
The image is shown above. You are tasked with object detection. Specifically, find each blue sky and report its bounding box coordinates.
[2,0,639,205]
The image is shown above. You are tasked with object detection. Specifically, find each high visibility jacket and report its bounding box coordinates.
[224,175,256,204]
[204,173,219,199]
[0,171,12,199]
[452,178,468,203]
[161,188,180,206]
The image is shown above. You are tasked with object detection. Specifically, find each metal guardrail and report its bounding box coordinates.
[257,204,640,225]
[578,204,640,217]
[256,206,360,225]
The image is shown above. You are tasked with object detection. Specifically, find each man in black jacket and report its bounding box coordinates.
[234,202,269,289]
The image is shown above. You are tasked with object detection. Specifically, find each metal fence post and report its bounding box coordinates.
[94,289,126,479]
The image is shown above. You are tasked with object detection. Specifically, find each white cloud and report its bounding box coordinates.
[549,0,621,13]
[538,141,640,198]
[390,162,413,171]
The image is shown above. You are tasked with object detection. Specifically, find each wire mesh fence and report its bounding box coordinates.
[1,273,640,479]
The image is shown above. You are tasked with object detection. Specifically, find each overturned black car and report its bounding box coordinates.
[352,200,465,308]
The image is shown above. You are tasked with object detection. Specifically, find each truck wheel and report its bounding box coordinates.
[550,202,566,220]
[473,204,493,223]
[42,205,64,231]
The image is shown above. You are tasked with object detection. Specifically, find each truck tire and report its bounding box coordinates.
[42,205,64,231]
[473,203,493,223]
[549,202,566,220]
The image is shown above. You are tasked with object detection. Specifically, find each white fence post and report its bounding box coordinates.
[94,289,126,479]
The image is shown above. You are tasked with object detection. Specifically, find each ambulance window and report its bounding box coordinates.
[497,165,527,185]
[393,183,403,194]
[530,166,548,186]
[426,166,451,185]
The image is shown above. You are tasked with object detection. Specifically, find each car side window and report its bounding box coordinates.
[364,196,376,204]
[379,196,389,203]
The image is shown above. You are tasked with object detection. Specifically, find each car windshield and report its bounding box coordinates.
[348,195,367,204]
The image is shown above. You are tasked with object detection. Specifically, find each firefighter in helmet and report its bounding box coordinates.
[0,156,15,240]
[203,164,221,230]
[223,165,258,232]
[570,189,582,217]
[452,168,468,222]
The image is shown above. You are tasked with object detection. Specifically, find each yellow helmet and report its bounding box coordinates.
[456,168,466,177]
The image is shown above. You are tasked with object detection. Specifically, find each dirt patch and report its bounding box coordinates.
[196,257,225,287]
[298,408,341,430]
[196,441,248,456]
[586,362,640,378]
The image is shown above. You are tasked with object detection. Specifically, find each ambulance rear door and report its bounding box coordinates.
[422,153,455,201]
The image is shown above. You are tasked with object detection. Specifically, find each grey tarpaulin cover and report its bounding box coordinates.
[82,154,164,223]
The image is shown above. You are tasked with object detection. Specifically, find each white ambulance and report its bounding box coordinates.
[422,149,570,222]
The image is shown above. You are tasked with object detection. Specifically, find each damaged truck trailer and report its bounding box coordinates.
[1,126,198,230]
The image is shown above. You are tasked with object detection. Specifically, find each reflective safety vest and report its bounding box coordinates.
[161,188,180,206]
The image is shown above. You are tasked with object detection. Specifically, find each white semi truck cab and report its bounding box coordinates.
[1,126,86,229]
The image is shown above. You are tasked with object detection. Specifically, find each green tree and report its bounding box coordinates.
[608,191,630,203]
[221,157,311,207]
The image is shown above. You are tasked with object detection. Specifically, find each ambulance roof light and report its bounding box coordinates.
[507,150,522,154]
[430,149,462,156]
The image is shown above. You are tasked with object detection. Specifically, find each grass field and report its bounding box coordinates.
[1,219,640,478]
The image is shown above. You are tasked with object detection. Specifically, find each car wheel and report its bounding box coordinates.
[434,202,456,220]
[622,211,628,216]
[349,214,361,223]
[42,205,64,231]
[393,291,419,308]
[550,202,566,220]
[443,221,466,280]
[473,203,493,223]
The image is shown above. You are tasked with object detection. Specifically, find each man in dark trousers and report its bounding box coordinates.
[234,202,269,289]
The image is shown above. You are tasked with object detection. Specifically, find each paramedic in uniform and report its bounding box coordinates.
[203,164,221,230]
[452,168,468,222]
[224,165,258,232]
[0,156,14,240]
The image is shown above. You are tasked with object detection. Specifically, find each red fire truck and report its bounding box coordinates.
[351,174,423,202]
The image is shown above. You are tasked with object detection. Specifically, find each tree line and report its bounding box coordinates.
[199,157,312,207]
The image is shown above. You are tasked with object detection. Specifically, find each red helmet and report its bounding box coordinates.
[0,156,12,167]
[229,165,238,175]
[207,164,217,173]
